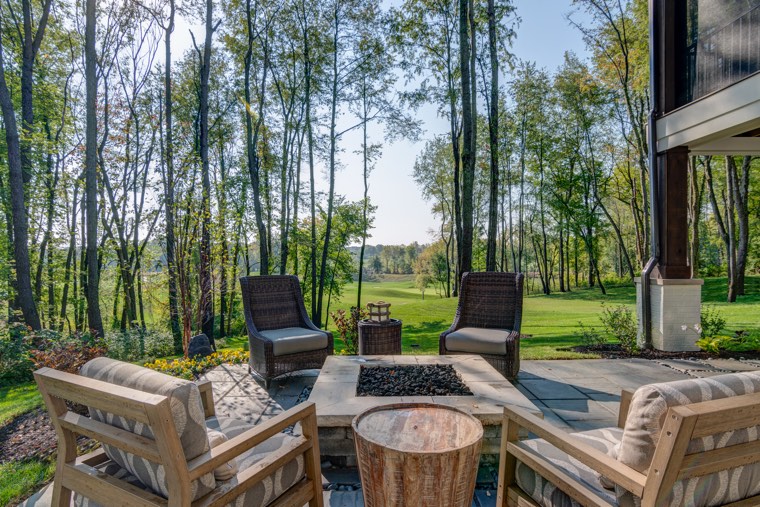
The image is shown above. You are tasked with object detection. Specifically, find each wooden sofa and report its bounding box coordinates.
[497,371,760,506]
[35,357,323,507]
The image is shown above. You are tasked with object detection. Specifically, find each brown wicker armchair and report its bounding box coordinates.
[440,272,524,379]
[240,275,333,388]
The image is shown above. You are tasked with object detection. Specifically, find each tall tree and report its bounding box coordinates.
[484,0,499,271]
[458,0,474,274]
[85,0,104,337]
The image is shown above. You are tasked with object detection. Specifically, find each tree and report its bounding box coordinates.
[458,0,474,274]
[84,0,104,337]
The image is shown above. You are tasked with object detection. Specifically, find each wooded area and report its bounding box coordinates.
[0,0,757,356]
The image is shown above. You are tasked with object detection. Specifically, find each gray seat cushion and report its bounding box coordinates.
[260,327,328,356]
[515,427,623,507]
[445,327,514,355]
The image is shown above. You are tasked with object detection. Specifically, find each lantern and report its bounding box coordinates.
[367,301,391,323]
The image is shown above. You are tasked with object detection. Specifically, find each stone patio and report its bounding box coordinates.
[21,356,760,507]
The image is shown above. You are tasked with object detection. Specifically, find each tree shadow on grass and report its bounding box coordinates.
[531,283,636,304]
[701,277,760,304]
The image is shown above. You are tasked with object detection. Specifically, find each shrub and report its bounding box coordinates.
[29,332,107,375]
[106,328,174,362]
[697,331,760,355]
[330,306,368,355]
[0,324,34,386]
[600,304,638,354]
[144,349,249,380]
[700,306,726,338]
[576,321,606,348]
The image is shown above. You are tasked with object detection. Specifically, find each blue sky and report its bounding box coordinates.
[338,0,592,246]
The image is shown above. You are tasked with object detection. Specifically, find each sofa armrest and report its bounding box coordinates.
[187,402,319,480]
[197,380,215,419]
[499,405,646,500]
[618,389,635,428]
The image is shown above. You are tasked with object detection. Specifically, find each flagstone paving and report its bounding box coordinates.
[21,357,760,507]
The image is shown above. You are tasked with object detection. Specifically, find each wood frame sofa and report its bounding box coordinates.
[35,357,324,507]
[497,371,760,506]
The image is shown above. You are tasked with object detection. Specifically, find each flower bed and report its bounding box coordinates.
[144,349,248,380]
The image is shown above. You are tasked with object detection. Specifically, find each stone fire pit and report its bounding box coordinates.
[308,355,541,466]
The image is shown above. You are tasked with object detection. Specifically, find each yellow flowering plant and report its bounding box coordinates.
[144,349,248,380]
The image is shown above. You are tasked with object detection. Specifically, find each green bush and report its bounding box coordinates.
[106,328,174,362]
[0,325,34,386]
[700,306,726,338]
[600,304,638,354]
[576,321,606,347]
[697,331,760,355]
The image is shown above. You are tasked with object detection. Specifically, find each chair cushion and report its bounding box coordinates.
[206,416,307,506]
[616,371,760,506]
[444,327,514,355]
[260,327,329,356]
[79,357,215,500]
[515,427,622,507]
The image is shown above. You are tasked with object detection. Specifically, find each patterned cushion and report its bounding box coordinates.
[206,416,307,506]
[515,427,622,507]
[445,327,513,355]
[79,358,215,500]
[616,371,760,506]
[259,327,328,356]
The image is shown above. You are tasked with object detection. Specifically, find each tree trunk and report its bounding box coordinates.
[0,19,41,330]
[163,0,182,353]
[357,78,370,309]
[458,0,474,274]
[197,0,215,343]
[85,0,104,337]
[485,0,498,272]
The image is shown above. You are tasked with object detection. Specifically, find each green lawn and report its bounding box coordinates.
[0,383,43,426]
[324,275,760,359]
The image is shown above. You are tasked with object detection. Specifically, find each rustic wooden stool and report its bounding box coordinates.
[352,403,483,507]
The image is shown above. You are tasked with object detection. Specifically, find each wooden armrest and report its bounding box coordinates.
[503,405,646,497]
[618,389,634,428]
[197,380,215,418]
[188,401,317,480]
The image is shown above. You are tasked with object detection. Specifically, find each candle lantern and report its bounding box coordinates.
[367,301,391,323]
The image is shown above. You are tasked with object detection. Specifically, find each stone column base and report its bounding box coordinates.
[635,277,704,351]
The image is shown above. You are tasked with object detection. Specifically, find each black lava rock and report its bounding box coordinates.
[356,365,473,397]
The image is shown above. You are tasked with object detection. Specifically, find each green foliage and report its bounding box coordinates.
[697,331,760,355]
[0,325,34,386]
[0,458,55,506]
[576,321,606,347]
[599,304,638,353]
[330,306,368,355]
[700,305,727,338]
[143,349,249,380]
[105,329,174,362]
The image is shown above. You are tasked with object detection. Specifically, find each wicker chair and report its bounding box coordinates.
[440,272,524,379]
[240,275,333,387]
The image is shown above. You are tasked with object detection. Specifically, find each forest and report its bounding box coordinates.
[0,0,758,358]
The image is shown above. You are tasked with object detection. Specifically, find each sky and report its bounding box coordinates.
[334,0,593,246]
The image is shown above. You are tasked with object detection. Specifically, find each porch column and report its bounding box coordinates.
[652,146,691,279]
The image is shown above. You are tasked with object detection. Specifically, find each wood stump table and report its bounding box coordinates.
[352,403,483,507]
[357,319,402,355]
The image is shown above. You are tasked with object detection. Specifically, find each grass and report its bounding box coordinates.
[0,460,55,506]
[0,383,43,426]
[325,275,760,359]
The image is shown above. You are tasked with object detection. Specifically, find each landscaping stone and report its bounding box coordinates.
[187,333,213,357]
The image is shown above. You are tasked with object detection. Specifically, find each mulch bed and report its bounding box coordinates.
[569,344,760,361]
[357,364,473,397]
[0,405,96,465]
